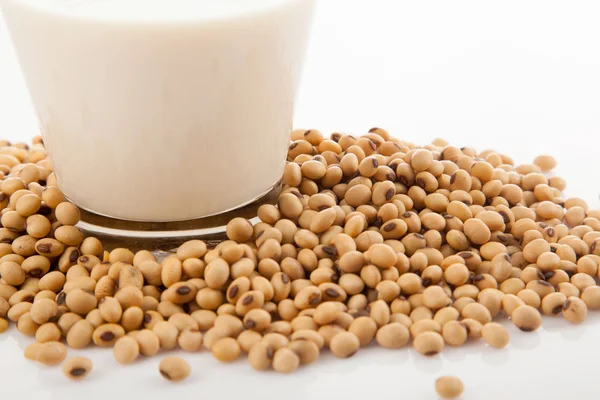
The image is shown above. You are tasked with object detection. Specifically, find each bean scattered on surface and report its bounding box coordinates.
[159,356,191,382]
[62,356,92,380]
[436,376,464,399]
[35,341,67,365]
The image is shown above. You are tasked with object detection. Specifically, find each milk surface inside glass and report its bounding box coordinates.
[1,0,314,221]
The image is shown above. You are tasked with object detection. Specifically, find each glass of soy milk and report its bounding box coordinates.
[0,0,315,241]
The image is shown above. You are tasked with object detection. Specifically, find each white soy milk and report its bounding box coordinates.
[1,0,315,221]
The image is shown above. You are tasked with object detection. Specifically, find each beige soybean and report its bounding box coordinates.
[481,322,509,348]
[203,327,230,350]
[24,342,42,360]
[176,239,207,261]
[581,286,600,310]
[10,290,36,306]
[159,356,191,382]
[98,296,123,324]
[62,356,93,380]
[511,305,542,332]
[236,290,265,315]
[237,330,262,353]
[287,339,320,365]
[38,271,66,293]
[85,309,104,328]
[191,310,217,331]
[434,307,460,326]
[34,341,67,365]
[212,337,241,363]
[0,297,10,319]
[423,285,450,309]
[0,261,26,286]
[370,299,391,327]
[35,323,61,343]
[243,308,272,332]
[17,312,39,336]
[115,286,144,310]
[329,331,360,358]
[413,331,444,356]
[135,329,160,357]
[562,297,587,324]
[502,294,525,317]
[213,314,243,336]
[15,194,42,217]
[461,318,483,340]
[313,301,341,325]
[161,257,182,288]
[176,329,203,352]
[121,307,144,332]
[249,342,274,371]
[461,302,492,325]
[205,258,230,289]
[25,215,51,239]
[368,243,397,269]
[108,248,134,264]
[92,324,125,347]
[541,292,567,315]
[35,238,65,257]
[348,316,378,347]
[272,348,300,373]
[113,336,140,364]
[226,218,254,243]
[442,321,468,346]
[29,298,58,325]
[65,289,97,316]
[153,321,179,350]
[169,313,200,333]
[410,319,441,337]
[54,202,80,225]
[66,320,94,349]
[533,155,557,172]
[435,376,464,399]
[410,306,434,323]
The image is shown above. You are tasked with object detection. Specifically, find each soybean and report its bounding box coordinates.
[436,376,464,399]
[212,337,241,362]
[159,357,191,382]
[62,357,93,380]
[114,336,140,364]
[413,331,444,356]
[511,305,542,332]
[563,297,587,324]
[481,323,510,348]
[272,348,300,373]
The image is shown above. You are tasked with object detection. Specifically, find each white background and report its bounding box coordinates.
[2,1,600,399]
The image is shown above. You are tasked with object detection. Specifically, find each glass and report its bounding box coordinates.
[1,0,315,247]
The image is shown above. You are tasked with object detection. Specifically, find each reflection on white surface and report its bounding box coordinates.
[2,0,600,399]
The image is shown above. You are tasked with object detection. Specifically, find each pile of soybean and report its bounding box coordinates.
[0,130,599,397]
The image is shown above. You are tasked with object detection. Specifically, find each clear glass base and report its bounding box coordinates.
[76,183,281,253]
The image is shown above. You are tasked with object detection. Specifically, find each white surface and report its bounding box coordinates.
[1,0,600,399]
